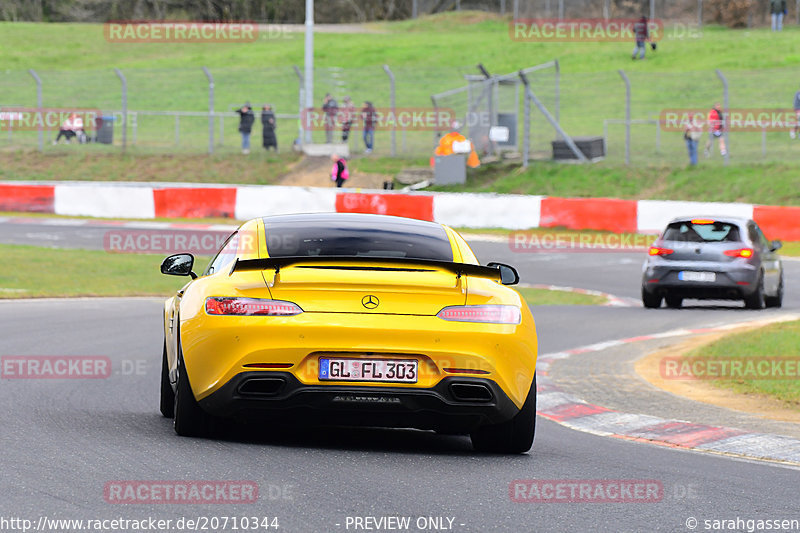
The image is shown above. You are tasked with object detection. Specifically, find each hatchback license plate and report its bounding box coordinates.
[679,271,716,282]
[319,358,418,383]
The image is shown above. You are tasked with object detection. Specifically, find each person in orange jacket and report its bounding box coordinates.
[431,121,480,168]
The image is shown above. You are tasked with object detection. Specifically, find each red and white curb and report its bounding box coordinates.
[2,181,800,241]
[521,283,638,307]
[536,314,800,466]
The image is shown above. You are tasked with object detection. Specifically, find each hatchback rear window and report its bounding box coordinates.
[662,221,741,243]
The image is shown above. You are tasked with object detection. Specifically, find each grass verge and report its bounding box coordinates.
[685,320,800,409]
[518,287,606,306]
[0,244,207,298]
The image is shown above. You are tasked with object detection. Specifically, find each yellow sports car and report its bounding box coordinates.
[159,213,538,453]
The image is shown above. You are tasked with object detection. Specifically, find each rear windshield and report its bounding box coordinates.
[662,221,741,243]
[263,218,454,261]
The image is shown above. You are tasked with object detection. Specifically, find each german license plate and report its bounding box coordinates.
[319,358,418,383]
[679,271,716,282]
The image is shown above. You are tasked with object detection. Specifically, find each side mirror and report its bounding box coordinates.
[161,253,197,279]
[487,262,520,285]
[770,240,782,252]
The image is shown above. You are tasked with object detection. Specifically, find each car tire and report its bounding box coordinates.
[665,295,683,309]
[470,374,536,454]
[641,288,662,309]
[173,342,213,437]
[765,275,784,308]
[159,341,175,418]
[744,273,765,310]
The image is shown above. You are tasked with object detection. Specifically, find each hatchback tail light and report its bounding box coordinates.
[437,305,521,324]
[205,297,303,316]
[648,246,674,256]
[723,248,754,258]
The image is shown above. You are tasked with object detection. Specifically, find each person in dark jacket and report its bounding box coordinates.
[632,16,649,60]
[771,0,787,31]
[237,102,255,154]
[361,101,377,153]
[261,105,277,152]
[322,93,338,144]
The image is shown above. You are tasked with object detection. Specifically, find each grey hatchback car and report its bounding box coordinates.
[641,216,783,309]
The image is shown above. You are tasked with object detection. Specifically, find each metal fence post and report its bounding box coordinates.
[650,0,655,21]
[202,67,214,154]
[698,0,703,27]
[293,66,305,146]
[715,69,730,166]
[219,116,224,146]
[522,86,530,168]
[383,65,397,156]
[114,68,127,151]
[603,0,610,20]
[500,0,506,16]
[513,0,519,19]
[412,0,418,18]
[28,69,43,151]
[558,0,564,19]
[618,69,631,165]
[555,59,561,139]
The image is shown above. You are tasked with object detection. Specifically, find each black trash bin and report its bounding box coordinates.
[95,116,115,144]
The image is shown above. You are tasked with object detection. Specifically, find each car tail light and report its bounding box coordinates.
[691,219,715,224]
[437,305,521,324]
[648,246,674,256]
[724,248,754,258]
[205,297,303,316]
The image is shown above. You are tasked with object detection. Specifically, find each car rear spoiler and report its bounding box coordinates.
[228,256,503,280]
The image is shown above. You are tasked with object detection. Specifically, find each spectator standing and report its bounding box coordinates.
[330,154,349,188]
[792,85,800,139]
[632,15,649,60]
[770,0,786,31]
[322,93,338,144]
[361,101,377,153]
[684,117,703,166]
[704,103,727,158]
[340,96,355,142]
[261,105,277,151]
[237,103,255,155]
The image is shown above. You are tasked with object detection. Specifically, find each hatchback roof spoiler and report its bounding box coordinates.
[229,256,502,280]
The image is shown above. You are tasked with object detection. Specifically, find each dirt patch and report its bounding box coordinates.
[278,155,391,189]
[635,327,800,423]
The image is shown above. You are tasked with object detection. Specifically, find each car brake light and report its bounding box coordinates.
[691,219,715,224]
[437,305,521,324]
[205,297,303,316]
[648,246,674,256]
[724,248,754,258]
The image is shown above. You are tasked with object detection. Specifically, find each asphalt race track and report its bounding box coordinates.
[1,220,799,532]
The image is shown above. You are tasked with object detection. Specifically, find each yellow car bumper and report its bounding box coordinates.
[180,311,537,428]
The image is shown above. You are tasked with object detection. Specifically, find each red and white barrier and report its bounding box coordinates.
[1,181,798,241]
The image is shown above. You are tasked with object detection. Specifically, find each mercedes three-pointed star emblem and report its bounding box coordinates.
[361,295,380,309]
